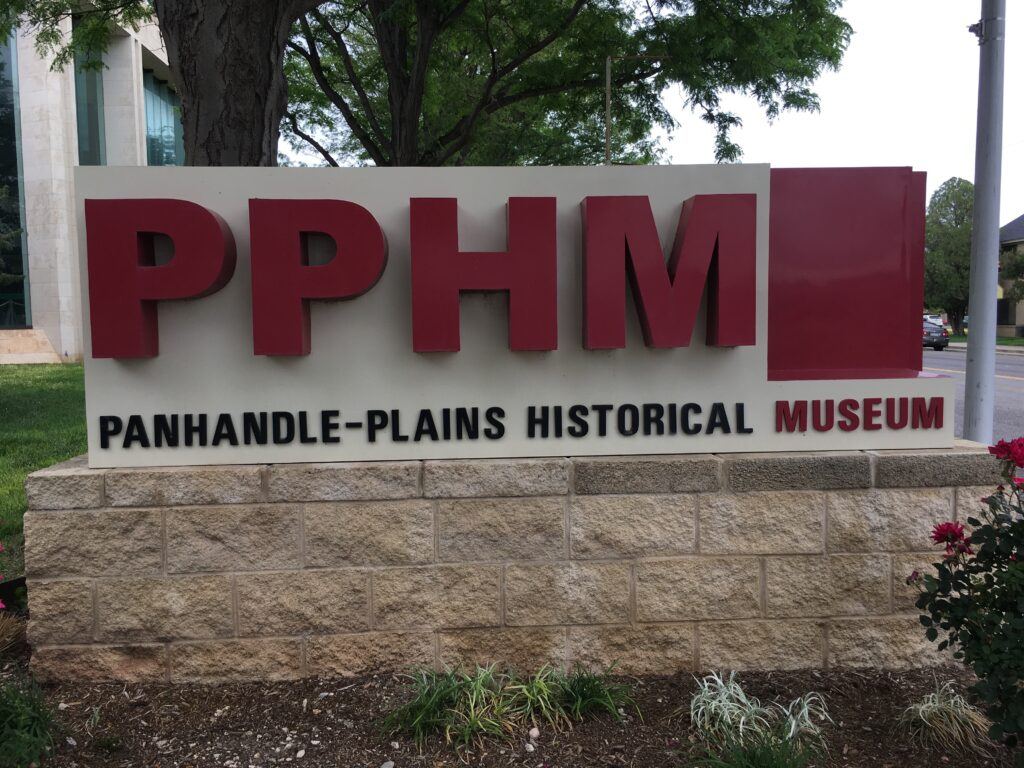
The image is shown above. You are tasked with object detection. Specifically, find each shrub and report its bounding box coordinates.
[380,666,510,749]
[898,681,992,755]
[0,613,25,657]
[689,672,830,750]
[382,664,636,750]
[0,677,54,768]
[558,666,636,722]
[914,438,1024,750]
[693,735,820,768]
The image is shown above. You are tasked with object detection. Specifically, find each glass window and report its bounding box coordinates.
[73,19,106,166]
[0,35,29,328]
[144,71,184,166]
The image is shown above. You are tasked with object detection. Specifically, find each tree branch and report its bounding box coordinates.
[309,7,388,147]
[289,30,390,165]
[423,0,593,164]
[285,110,339,166]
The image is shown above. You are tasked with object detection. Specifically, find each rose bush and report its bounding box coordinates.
[915,437,1024,755]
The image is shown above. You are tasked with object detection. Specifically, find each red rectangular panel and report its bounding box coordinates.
[768,167,925,380]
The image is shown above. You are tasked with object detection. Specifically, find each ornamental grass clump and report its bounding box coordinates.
[897,681,993,756]
[0,677,54,768]
[689,672,831,759]
[693,734,820,768]
[382,664,635,750]
[913,436,1024,753]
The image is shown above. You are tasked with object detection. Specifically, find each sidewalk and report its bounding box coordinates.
[947,342,1024,356]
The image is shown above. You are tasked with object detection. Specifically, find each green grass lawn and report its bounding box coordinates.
[948,334,1024,346]
[0,364,87,579]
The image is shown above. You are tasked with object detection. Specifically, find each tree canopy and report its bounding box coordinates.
[924,177,974,332]
[3,0,850,167]
[284,0,851,166]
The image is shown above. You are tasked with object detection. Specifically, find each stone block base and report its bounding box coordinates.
[24,444,1000,682]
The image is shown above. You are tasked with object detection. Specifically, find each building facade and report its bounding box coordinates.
[0,19,182,363]
[1000,213,1024,337]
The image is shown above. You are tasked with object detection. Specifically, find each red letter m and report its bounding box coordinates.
[582,195,755,348]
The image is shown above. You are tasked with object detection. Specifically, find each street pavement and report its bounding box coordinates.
[922,348,1024,441]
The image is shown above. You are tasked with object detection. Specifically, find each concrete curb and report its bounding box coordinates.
[943,343,1024,357]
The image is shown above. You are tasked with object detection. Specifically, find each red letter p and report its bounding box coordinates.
[84,198,236,358]
[249,199,388,355]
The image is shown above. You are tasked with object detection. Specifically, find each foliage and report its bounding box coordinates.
[897,681,993,756]
[924,177,974,334]
[914,439,1024,752]
[283,0,851,166]
[688,672,831,750]
[0,677,54,768]
[0,612,25,657]
[0,0,152,71]
[1003,245,1024,304]
[689,671,774,746]
[381,664,635,750]
[693,734,821,768]
[0,364,87,579]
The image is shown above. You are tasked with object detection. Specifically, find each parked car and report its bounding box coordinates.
[923,313,954,335]
[923,321,949,350]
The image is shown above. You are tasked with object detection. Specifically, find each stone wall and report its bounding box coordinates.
[23,443,1001,682]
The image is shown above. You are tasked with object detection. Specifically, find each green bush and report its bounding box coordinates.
[693,736,819,768]
[382,664,635,750]
[914,439,1024,752]
[0,677,54,768]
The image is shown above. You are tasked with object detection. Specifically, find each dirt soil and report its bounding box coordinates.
[4,654,1014,768]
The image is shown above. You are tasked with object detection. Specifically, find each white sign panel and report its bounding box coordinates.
[76,166,953,468]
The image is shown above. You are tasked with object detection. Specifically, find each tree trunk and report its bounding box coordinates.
[153,0,319,166]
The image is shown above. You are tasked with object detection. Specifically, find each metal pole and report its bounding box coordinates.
[963,0,1006,443]
[604,56,612,165]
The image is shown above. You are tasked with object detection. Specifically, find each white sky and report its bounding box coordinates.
[658,0,1023,225]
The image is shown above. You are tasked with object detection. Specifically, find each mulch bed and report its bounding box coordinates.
[3,654,1015,768]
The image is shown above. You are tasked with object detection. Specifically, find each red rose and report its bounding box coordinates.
[989,437,1024,468]
[932,521,965,544]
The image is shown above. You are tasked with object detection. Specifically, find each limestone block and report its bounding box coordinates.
[570,494,696,559]
[304,500,434,567]
[105,465,262,507]
[828,616,943,669]
[96,576,233,641]
[568,624,695,674]
[765,555,891,617]
[871,447,1002,488]
[438,497,565,561]
[724,452,871,491]
[424,458,569,498]
[636,558,760,621]
[237,570,370,636]
[700,620,825,670]
[827,489,954,553]
[373,565,500,629]
[307,632,434,676]
[956,485,1001,521]
[573,455,721,495]
[24,508,163,577]
[169,639,302,682]
[25,456,104,510]
[699,492,825,554]
[266,461,420,502]
[165,505,301,572]
[504,562,630,626]
[27,579,94,644]
[439,628,567,671]
[32,644,167,682]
